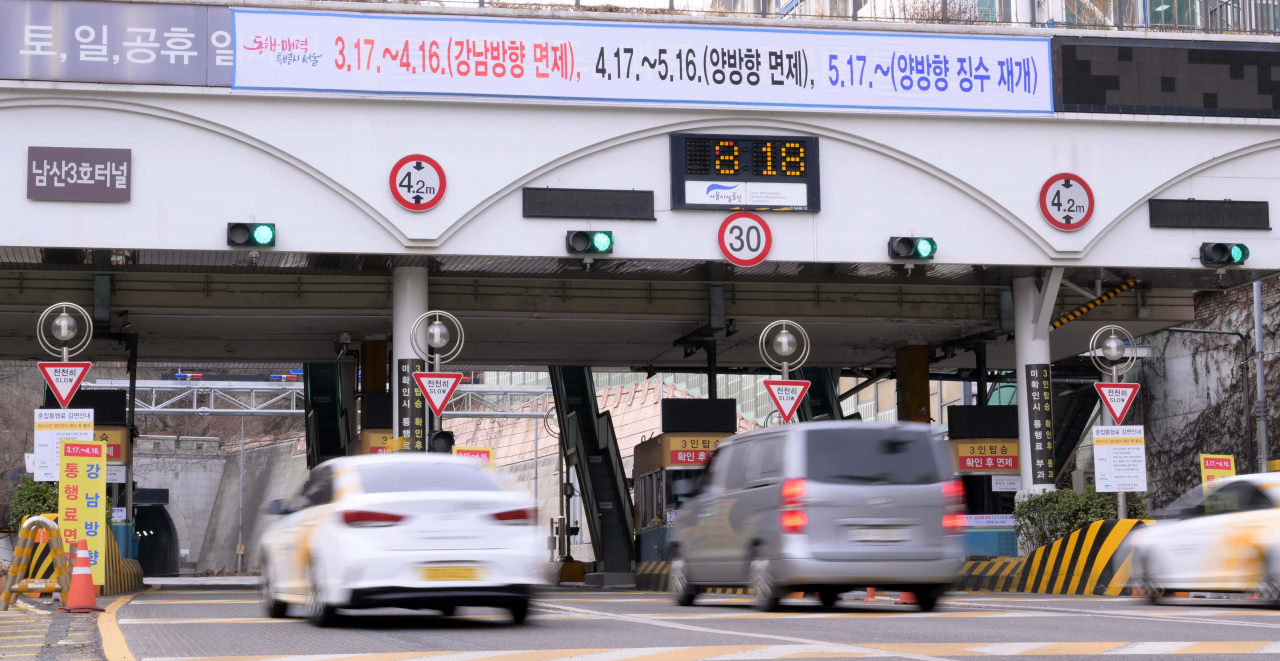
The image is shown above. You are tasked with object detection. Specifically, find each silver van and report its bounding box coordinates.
[668,421,965,611]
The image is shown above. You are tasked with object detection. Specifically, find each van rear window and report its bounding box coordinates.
[805,430,939,485]
[358,462,501,493]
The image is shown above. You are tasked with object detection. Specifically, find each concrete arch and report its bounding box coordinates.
[0,96,408,245]
[1083,136,1280,255]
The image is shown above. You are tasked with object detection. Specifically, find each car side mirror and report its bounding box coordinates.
[264,498,289,515]
[673,478,696,497]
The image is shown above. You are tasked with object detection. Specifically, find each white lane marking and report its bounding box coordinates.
[966,643,1054,655]
[946,601,1280,630]
[1252,642,1280,653]
[551,649,689,661]
[1101,642,1195,654]
[120,619,308,625]
[707,645,869,659]
[530,601,951,661]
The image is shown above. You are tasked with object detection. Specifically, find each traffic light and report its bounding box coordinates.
[428,429,455,453]
[566,231,613,255]
[227,223,276,248]
[1200,242,1249,267]
[888,237,937,260]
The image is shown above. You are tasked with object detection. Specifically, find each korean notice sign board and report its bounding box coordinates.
[230,9,1052,116]
[1200,453,1236,492]
[33,409,93,482]
[1024,364,1055,485]
[954,439,1019,474]
[1092,426,1147,493]
[660,433,729,468]
[59,437,107,585]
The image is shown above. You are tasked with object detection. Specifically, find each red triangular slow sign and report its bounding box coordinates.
[412,372,464,417]
[764,379,811,423]
[38,362,92,408]
[1094,383,1140,425]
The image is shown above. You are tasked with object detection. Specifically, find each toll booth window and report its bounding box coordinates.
[805,430,939,485]
[357,463,500,493]
[685,139,711,175]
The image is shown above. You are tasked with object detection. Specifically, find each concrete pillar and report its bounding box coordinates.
[392,267,429,447]
[895,345,931,423]
[1013,271,1062,496]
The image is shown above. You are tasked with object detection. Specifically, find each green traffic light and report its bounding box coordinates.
[252,224,275,246]
[917,239,935,258]
[592,232,613,252]
[1231,245,1245,263]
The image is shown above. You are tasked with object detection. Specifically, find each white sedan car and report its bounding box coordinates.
[259,453,541,626]
[1131,474,1280,601]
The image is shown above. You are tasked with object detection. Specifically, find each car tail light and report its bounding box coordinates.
[780,478,808,535]
[780,509,808,534]
[942,479,968,535]
[342,510,405,527]
[494,507,537,524]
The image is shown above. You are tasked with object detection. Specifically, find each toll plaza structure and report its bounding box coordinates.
[2,0,1279,583]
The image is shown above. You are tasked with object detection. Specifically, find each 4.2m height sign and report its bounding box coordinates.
[232,10,1051,115]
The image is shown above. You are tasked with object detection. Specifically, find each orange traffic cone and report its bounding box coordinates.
[58,540,102,613]
[864,587,878,602]
[896,591,918,605]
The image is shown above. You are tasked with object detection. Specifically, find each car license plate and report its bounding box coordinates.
[420,566,480,581]
[849,527,910,543]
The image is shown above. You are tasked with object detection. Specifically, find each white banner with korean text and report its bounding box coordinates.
[232,9,1053,115]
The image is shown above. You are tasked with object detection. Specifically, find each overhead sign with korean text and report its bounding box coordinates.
[954,439,1019,474]
[671,134,821,212]
[231,9,1052,115]
[0,0,233,86]
[28,148,130,203]
[660,432,730,467]
[1093,426,1147,493]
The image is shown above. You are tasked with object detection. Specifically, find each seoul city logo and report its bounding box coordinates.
[705,183,744,203]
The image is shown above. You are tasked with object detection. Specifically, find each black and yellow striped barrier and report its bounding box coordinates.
[103,533,143,596]
[957,557,1026,592]
[636,561,670,592]
[1012,519,1150,596]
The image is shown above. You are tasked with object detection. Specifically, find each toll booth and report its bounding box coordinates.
[633,399,736,562]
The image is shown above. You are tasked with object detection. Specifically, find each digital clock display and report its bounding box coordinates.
[670,133,820,212]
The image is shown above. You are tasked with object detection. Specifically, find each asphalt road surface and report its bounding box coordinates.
[97,587,1280,661]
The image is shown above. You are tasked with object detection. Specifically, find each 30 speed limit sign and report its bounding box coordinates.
[718,211,772,267]
[389,154,447,212]
[1039,173,1094,231]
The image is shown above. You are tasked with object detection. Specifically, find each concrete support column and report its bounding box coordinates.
[392,267,429,446]
[1013,270,1062,496]
[895,345,931,423]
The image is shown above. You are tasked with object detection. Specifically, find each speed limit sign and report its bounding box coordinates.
[389,154,447,212]
[1039,173,1094,231]
[718,211,772,267]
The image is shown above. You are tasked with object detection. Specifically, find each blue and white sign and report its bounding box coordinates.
[685,181,808,207]
[231,9,1053,116]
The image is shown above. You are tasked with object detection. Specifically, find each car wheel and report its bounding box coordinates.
[669,558,697,607]
[818,589,840,609]
[509,599,529,624]
[304,566,340,627]
[1134,552,1162,604]
[261,566,288,619]
[749,558,781,612]
[915,585,944,612]
[1252,554,1280,606]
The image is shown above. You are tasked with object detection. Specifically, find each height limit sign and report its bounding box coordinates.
[389,154,447,212]
[1039,173,1094,232]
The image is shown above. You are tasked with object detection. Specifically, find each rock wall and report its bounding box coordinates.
[1133,278,1279,509]
[198,437,308,573]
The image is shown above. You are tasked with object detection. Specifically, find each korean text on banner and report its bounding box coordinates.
[1092,425,1147,493]
[33,409,93,482]
[232,10,1052,116]
[59,438,107,585]
[1200,453,1236,493]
